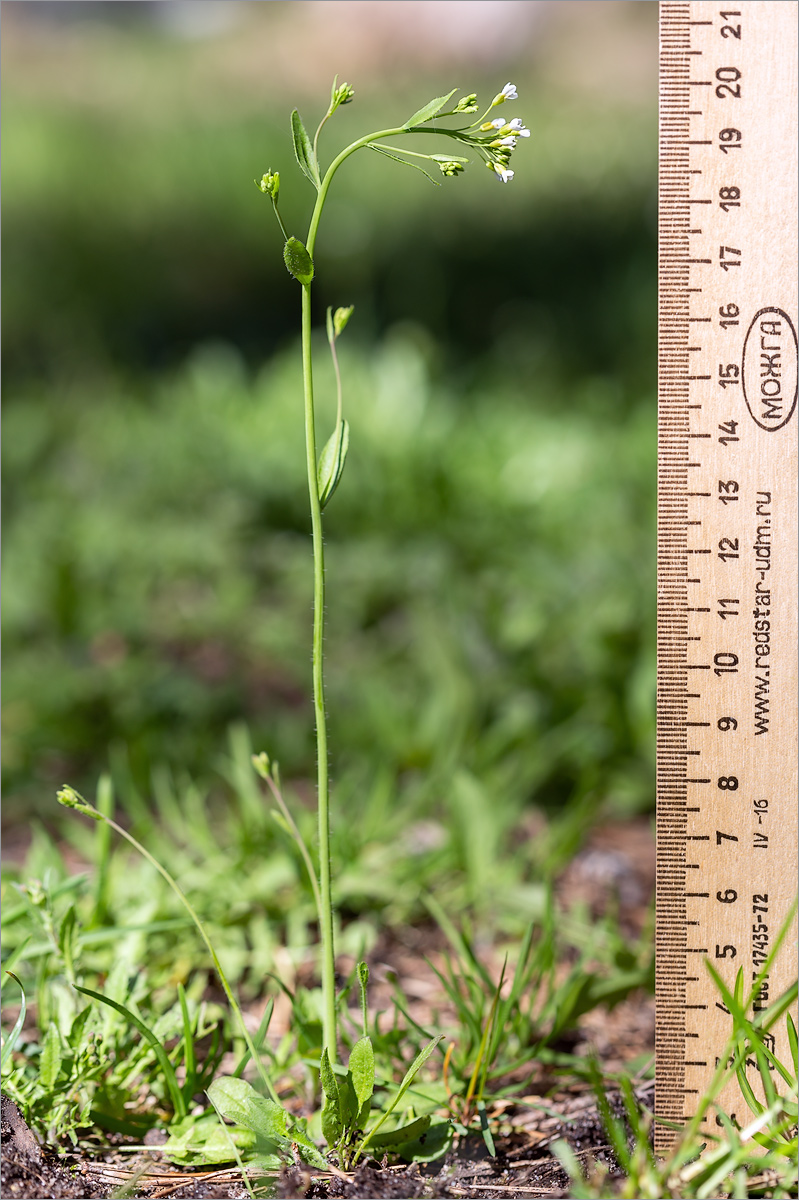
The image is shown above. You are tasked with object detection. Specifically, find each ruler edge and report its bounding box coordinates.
[655,0,799,1153]
[656,0,691,1147]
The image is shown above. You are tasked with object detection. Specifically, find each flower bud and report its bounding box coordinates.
[453,93,478,114]
[438,160,465,177]
[334,81,355,106]
[257,171,280,202]
[57,785,103,820]
[252,752,271,780]
[333,305,354,338]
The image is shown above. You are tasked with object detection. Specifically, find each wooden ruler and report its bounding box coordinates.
[656,0,798,1151]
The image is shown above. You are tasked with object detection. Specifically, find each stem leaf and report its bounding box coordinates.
[291,109,320,188]
[369,144,440,186]
[283,237,314,286]
[403,88,458,129]
[317,418,350,508]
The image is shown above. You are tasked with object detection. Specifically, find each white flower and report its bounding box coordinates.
[495,136,517,149]
[492,82,518,105]
[490,117,506,128]
[506,118,530,137]
[490,162,514,183]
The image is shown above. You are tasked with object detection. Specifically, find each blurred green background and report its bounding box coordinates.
[2,0,658,850]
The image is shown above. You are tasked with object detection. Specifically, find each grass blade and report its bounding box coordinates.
[76,985,187,1118]
[1,972,27,1072]
[178,983,197,1104]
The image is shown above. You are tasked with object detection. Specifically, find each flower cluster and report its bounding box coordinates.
[473,83,528,183]
[382,82,529,184]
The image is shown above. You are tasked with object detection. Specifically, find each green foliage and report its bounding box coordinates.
[282,236,314,286]
[3,333,655,832]
[402,89,458,130]
[207,1076,327,1170]
[291,110,320,191]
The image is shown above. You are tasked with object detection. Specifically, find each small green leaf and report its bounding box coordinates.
[319,1049,343,1146]
[358,1034,445,1161]
[369,144,440,186]
[403,89,457,129]
[370,1114,431,1148]
[40,1024,63,1090]
[288,1123,328,1170]
[58,904,78,980]
[163,1113,258,1166]
[283,237,314,286]
[317,419,350,508]
[207,1076,287,1148]
[338,1072,359,1128]
[349,1037,375,1110]
[291,109,320,188]
[397,1117,454,1163]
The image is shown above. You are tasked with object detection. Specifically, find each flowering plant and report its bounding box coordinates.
[253,80,527,1084]
[56,78,527,1172]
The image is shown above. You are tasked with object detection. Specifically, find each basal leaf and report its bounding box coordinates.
[291,109,320,188]
[163,1113,258,1166]
[369,1113,431,1148]
[403,88,457,130]
[397,1117,454,1163]
[349,1037,375,1109]
[358,1034,445,1160]
[319,1049,343,1146]
[288,1124,328,1170]
[40,1024,62,1090]
[206,1076,287,1148]
[283,237,314,287]
[317,418,349,508]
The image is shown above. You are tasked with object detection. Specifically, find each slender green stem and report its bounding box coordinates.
[301,124,410,1067]
[301,282,337,1064]
[300,119,462,1066]
[63,802,280,1103]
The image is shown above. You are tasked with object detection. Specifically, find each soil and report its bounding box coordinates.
[1,820,655,1199]
[2,1083,650,1199]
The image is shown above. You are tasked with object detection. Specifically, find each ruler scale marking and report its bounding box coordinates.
[656,0,798,1151]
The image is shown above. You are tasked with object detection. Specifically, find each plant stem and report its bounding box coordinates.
[300,123,432,1066]
[301,281,337,1064]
